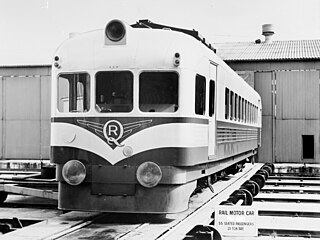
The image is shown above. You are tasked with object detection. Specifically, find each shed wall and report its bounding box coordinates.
[234,61,320,163]
[275,120,320,163]
[0,77,3,159]
[0,67,51,160]
[274,70,320,163]
[276,71,319,119]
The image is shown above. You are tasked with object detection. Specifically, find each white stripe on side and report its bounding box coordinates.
[51,122,208,165]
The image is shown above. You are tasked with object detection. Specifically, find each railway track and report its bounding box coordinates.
[220,164,320,240]
[1,163,319,239]
[0,195,60,236]
[1,163,262,239]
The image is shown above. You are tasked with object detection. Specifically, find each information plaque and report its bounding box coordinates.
[215,205,258,237]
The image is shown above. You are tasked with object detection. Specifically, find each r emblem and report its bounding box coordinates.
[103,120,124,147]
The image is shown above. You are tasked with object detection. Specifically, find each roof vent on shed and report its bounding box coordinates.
[262,24,275,43]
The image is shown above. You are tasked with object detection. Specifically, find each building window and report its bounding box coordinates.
[139,72,178,112]
[96,71,133,112]
[302,135,314,159]
[58,73,90,113]
[195,74,206,115]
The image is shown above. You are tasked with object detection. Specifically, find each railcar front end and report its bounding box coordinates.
[51,19,262,213]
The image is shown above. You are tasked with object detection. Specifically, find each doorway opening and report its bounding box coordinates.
[302,135,314,159]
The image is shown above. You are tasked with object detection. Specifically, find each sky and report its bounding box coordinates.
[1,0,320,66]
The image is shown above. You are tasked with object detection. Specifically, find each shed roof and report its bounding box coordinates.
[214,39,320,61]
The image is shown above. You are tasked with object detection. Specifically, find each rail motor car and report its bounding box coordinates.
[51,19,262,213]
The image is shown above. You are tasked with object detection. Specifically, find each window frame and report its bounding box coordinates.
[230,91,234,120]
[195,74,206,116]
[57,72,91,113]
[209,80,215,117]
[95,70,134,113]
[225,88,230,119]
[138,71,179,113]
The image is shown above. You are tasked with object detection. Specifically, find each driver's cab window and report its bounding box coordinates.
[95,71,133,113]
[57,73,90,113]
[139,72,178,113]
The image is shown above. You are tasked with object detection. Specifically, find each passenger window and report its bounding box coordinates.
[139,72,178,112]
[250,103,253,123]
[209,80,215,117]
[244,100,247,123]
[225,88,229,119]
[242,99,245,122]
[235,94,238,121]
[251,104,253,123]
[195,75,206,115]
[249,103,251,123]
[96,71,133,113]
[57,73,90,113]
[230,91,234,120]
[239,97,242,121]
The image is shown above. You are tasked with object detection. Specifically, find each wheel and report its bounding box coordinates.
[250,174,266,189]
[240,189,253,205]
[257,169,269,180]
[262,165,272,176]
[264,163,275,173]
[241,180,260,196]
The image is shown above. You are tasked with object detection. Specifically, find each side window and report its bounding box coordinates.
[239,97,242,121]
[230,91,234,120]
[251,103,253,123]
[209,80,215,117]
[248,102,251,123]
[235,94,238,121]
[57,73,90,113]
[195,74,206,115]
[248,102,250,123]
[244,100,247,123]
[242,98,245,122]
[139,72,178,112]
[250,103,252,123]
[225,88,229,119]
[96,71,133,113]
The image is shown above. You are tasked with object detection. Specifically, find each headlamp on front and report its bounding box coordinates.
[136,162,162,188]
[62,160,86,186]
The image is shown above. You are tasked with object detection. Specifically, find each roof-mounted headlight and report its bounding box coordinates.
[105,20,126,43]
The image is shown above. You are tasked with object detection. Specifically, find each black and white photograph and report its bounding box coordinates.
[0,0,320,239]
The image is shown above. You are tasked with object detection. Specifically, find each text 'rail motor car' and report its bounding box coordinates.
[51,19,262,213]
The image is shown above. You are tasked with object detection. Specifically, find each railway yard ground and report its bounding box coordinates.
[0,162,320,240]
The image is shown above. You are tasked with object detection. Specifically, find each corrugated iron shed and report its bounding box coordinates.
[215,40,320,61]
